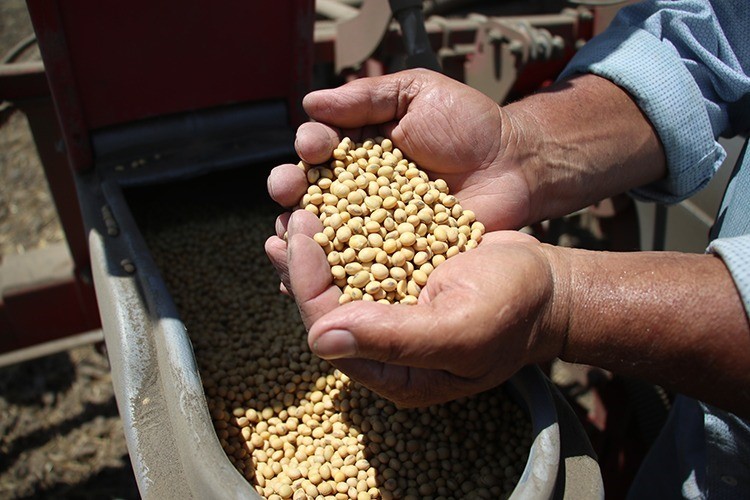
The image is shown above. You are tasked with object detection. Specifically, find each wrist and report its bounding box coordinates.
[501,74,665,225]
[532,243,573,363]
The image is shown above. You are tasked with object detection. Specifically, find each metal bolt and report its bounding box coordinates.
[121,259,136,274]
[508,40,524,56]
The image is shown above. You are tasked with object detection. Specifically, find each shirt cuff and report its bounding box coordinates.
[708,235,750,315]
[558,25,726,204]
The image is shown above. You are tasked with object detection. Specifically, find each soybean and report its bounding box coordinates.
[298,137,485,305]
[140,190,526,500]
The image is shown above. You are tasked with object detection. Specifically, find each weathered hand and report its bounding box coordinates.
[267,69,533,232]
[267,212,564,407]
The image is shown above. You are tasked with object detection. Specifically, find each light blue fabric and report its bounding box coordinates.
[558,1,750,498]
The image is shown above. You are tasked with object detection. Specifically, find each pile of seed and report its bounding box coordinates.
[140,196,530,500]
[297,137,485,305]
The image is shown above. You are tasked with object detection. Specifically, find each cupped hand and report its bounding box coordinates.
[267,213,567,408]
[267,69,534,232]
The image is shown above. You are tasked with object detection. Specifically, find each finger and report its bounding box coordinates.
[265,235,292,297]
[266,208,332,297]
[295,122,340,165]
[480,229,538,245]
[307,294,480,372]
[268,164,308,208]
[286,208,323,239]
[275,212,291,238]
[286,211,341,329]
[287,233,341,329]
[331,358,476,408]
[303,70,430,128]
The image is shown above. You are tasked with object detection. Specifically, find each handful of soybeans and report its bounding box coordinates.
[297,137,485,305]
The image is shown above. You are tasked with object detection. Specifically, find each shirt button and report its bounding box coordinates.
[721,475,738,486]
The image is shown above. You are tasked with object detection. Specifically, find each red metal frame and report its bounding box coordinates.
[0,1,315,355]
[0,62,99,354]
[1,274,99,354]
[26,0,315,172]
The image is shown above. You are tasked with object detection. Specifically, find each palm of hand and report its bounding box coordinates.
[265,70,551,407]
[297,229,555,407]
[271,69,532,231]
[385,79,531,231]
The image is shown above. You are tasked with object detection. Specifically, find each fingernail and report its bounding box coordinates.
[313,330,357,359]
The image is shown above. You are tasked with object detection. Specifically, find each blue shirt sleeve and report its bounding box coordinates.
[709,234,750,313]
[558,0,750,204]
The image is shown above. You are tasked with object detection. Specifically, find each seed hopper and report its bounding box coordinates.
[0,1,615,497]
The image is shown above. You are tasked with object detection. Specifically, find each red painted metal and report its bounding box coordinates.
[0,2,315,354]
[26,0,315,171]
[0,67,100,354]
[22,98,92,280]
[0,277,99,354]
[24,0,93,173]
[0,62,48,100]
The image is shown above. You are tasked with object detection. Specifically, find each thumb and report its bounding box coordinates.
[303,70,436,129]
[308,293,481,374]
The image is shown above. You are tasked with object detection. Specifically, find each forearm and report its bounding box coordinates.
[546,246,750,417]
[503,74,666,225]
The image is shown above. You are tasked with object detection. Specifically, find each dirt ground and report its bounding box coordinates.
[0,2,140,498]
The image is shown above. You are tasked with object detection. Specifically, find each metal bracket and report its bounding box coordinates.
[465,17,565,104]
[335,0,393,73]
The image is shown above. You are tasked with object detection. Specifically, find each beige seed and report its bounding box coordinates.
[398,232,416,247]
[317,482,333,495]
[344,262,363,275]
[406,280,421,297]
[336,225,352,243]
[382,196,398,209]
[313,233,329,247]
[332,183,350,198]
[350,271,370,288]
[348,190,365,205]
[381,278,398,292]
[370,208,387,223]
[358,247,378,263]
[413,251,430,267]
[431,241,449,254]
[382,239,399,254]
[390,267,407,281]
[390,251,406,267]
[364,281,381,295]
[433,226,449,242]
[349,235,368,251]
[370,263,389,281]
[412,270,428,286]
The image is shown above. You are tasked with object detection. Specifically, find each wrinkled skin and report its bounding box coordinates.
[266,69,533,233]
[264,69,750,419]
[264,70,560,407]
[268,209,559,408]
